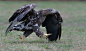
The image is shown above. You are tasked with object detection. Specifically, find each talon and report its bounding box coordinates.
[18,35,25,42]
[21,38,24,42]
[44,34,51,39]
[21,36,25,42]
[44,34,51,36]
[18,35,22,39]
[46,36,48,39]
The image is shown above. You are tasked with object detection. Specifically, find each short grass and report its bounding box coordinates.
[0,1,86,51]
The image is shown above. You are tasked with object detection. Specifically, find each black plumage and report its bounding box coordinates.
[42,13,63,41]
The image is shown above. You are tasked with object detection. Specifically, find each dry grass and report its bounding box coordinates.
[0,1,86,51]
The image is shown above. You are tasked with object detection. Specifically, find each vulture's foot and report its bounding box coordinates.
[18,35,25,42]
[21,37,25,42]
[44,34,51,39]
[18,35,22,39]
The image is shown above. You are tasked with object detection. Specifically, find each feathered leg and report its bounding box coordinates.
[33,24,51,38]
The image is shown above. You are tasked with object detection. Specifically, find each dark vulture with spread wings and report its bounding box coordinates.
[6,3,63,42]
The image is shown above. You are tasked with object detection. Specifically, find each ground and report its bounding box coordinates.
[0,1,86,51]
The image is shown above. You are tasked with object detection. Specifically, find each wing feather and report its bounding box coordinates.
[9,3,36,22]
[9,9,24,22]
[6,3,36,36]
[42,11,63,41]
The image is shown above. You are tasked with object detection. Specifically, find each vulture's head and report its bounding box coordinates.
[40,9,58,15]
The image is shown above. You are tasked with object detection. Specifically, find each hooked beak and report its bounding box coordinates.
[51,9,57,13]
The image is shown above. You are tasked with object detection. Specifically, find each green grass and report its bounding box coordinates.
[0,1,86,51]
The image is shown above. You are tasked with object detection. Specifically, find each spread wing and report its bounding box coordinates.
[41,9,63,41]
[5,3,36,36]
[9,3,36,22]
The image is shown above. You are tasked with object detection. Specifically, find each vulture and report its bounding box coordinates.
[6,3,63,42]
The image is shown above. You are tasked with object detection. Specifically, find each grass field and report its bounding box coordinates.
[0,1,86,51]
